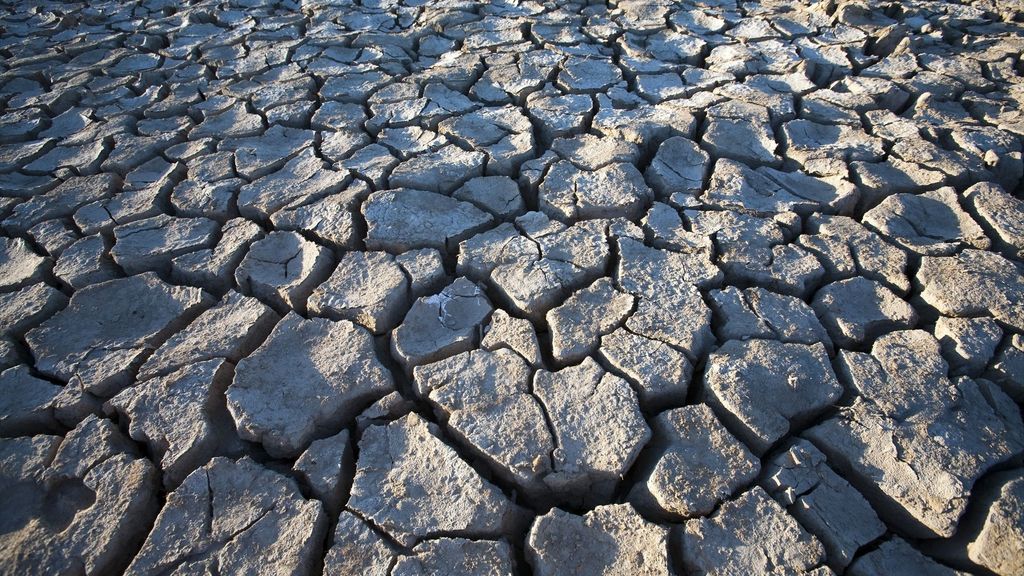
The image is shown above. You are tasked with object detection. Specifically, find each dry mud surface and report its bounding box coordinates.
[1,0,1024,574]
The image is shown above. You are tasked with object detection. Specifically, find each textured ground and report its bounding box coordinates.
[1,0,1024,574]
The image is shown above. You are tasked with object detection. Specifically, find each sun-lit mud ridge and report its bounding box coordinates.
[1,0,1023,574]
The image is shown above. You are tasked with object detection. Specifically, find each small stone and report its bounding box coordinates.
[309,251,410,334]
[968,471,1024,576]
[0,365,62,435]
[702,113,780,167]
[438,106,534,177]
[0,283,68,337]
[547,277,635,365]
[293,429,352,517]
[137,291,278,381]
[526,86,594,144]
[550,134,641,170]
[1,421,159,574]
[598,328,692,410]
[2,174,116,234]
[125,457,327,576]
[227,312,394,458]
[414,348,553,499]
[111,214,220,275]
[917,249,1024,332]
[391,278,493,374]
[704,339,841,455]
[679,487,826,575]
[710,286,833,351]
[453,176,525,220]
[703,159,859,216]
[322,511,397,576]
[534,357,650,505]
[687,209,822,298]
[557,56,624,93]
[393,539,515,576]
[348,413,524,547]
[395,248,447,298]
[389,145,485,194]
[237,148,350,221]
[805,331,1024,538]
[798,214,910,295]
[934,316,1002,377]
[0,237,47,291]
[270,180,368,251]
[631,404,760,519]
[54,234,120,289]
[990,334,1024,403]
[26,219,77,258]
[539,160,654,222]
[812,277,918,349]
[107,359,236,488]
[527,504,670,576]
[763,439,887,570]
[863,187,990,256]
[222,124,313,180]
[363,188,494,253]
[354,391,416,436]
[481,309,543,368]
[962,181,1024,259]
[782,119,885,167]
[645,136,709,199]
[234,231,333,315]
[846,538,963,576]
[26,274,211,396]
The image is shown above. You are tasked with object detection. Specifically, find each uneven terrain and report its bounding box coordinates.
[1,0,1024,574]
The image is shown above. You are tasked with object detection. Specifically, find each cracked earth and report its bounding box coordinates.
[1,0,1023,574]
